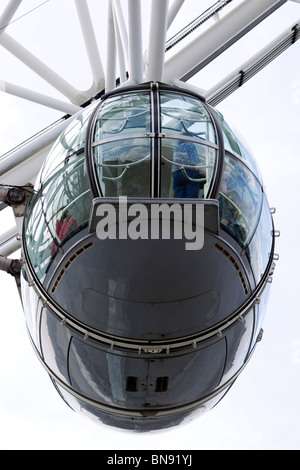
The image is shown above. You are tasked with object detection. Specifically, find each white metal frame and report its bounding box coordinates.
[0,0,299,257]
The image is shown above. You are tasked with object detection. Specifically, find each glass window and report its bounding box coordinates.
[215,110,262,181]
[40,102,97,183]
[89,89,220,199]
[25,155,92,280]
[25,191,54,280]
[91,92,152,197]
[94,92,151,142]
[220,308,254,385]
[93,138,151,197]
[161,138,217,198]
[43,156,91,252]
[247,194,274,282]
[218,153,262,248]
[160,92,216,144]
[25,102,97,279]
[251,282,271,350]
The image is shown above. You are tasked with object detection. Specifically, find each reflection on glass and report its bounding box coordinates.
[94,138,151,197]
[161,139,216,198]
[43,156,90,243]
[91,92,152,197]
[247,195,273,282]
[25,156,92,280]
[25,101,97,279]
[160,92,216,143]
[172,142,206,198]
[25,192,53,280]
[220,309,254,385]
[41,103,97,182]
[94,92,151,142]
[215,110,262,181]
[218,154,262,247]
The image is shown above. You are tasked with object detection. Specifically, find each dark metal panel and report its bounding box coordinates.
[81,287,220,339]
[49,228,248,340]
[69,338,148,407]
[142,339,226,407]
[68,336,226,409]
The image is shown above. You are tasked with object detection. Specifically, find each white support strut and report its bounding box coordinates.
[163,0,288,83]
[0,0,22,37]
[145,0,169,82]
[74,0,105,94]
[0,112,82,178]
[0,31,89,105]
[128,0,143,84]
[106,1,117,92]
[0,79,81,114]
[205,19,300,106]
[167,0,185,29]
[111,0,127,84]
[112,0,129,65]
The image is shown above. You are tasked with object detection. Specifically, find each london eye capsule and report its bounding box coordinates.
[21,83,276,431]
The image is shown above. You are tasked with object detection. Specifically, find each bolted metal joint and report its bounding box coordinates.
[6,187,26,206]
[7,259,22,277]
[0,184,33,219]
[0,255,22,277]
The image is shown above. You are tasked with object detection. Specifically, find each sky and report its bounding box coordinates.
[0,0,300,450]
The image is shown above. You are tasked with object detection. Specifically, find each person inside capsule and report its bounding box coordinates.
[172,141,206,198]
[50,208,78,257]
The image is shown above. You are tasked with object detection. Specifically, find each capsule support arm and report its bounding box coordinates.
[0,255,21,276]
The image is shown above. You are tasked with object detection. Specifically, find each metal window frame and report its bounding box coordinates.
[84,82,224,200]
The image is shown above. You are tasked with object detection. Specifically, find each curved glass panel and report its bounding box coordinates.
[247,194,274,282]
[25,156,92,280]
[161,138,217,198]
[25,191,54,280]
[250,282,271,350]
[218,153,262,248]
[40,103,97,183]
[93,138,151,197]
[21,268,41,348]
[91,92,152,197]
[89,88,220,199]
[24,105,95,280]
[160,92,216,144]
[94,92,151,142]
[43,155,91,249]
[220,308,254,385]
[215,110,262,181]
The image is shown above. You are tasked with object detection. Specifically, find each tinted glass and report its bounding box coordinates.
[94,92,151,142]
[25,156,92,280]
[161,138,217,198]
[41,103,97,182]
[215,110,262,181]
[247,194,274,282]
[92,92,151,197]
[160,92,216,144]
[94,138,151,197]
[218,153,262,247]
[24,103,95,280]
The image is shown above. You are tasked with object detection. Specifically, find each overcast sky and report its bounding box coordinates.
[0,0,300,450]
